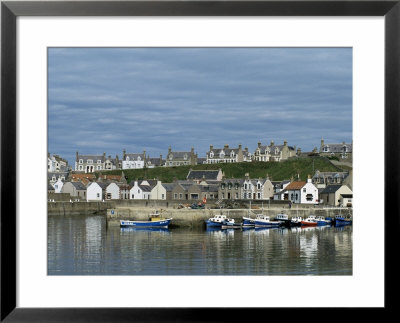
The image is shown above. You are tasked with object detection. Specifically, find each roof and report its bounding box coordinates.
[124,153,144,161]
[187,170,221,180]
[320,185,343,194]
[162,183,175,191]
[321,143,352,153]
[285,181,307,190]
[48,183,54,190]
[313,171,349,179]
[69,181,87,190]
[139,185,152,192]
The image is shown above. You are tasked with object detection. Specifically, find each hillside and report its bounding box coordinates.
[94,156,344,184]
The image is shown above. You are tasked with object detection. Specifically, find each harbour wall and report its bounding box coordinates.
[48,201,116,216]
[106,206,353,228]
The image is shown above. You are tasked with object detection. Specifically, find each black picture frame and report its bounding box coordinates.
[1,1,398,321]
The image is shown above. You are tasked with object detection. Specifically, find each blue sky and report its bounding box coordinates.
[48,47,352,166]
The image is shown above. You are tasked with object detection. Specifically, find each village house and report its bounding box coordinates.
[48,154,69,172]
[145,155,164,168]
[149,180,167,200]
[62,181,87,199]
[319,184,353,206]
[105,182,130,200]
[253,140,297,162]
[275,176,319,204]
[165,146,198,166]
[162,183,175,201]
[272,180,291,200]
[75,152,106,173]
[121,150,146,169]
[48,172,69,186]
[219,174,274,200]
[52,178,64,193]
[86,182,109,201]
[129,181,151,200]
[312,170,350,189]
[205,144,251,164]
[105,155,121,170]
[319,138,353,162]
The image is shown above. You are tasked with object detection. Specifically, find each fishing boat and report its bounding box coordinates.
[334,215,352,226]
[254,215,281,228]
[290,216,303,227]
[301,216,318,227]
[273,213,291,227]
[205,214,234,227]
[120,210,172,228]
[314,216,331,226]
[242,200,256,227]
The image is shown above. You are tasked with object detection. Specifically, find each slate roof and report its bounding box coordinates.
[48,172,69,180]
[313,171,349,179]
[139,185,152,192]
[124,153,144,161]
[69,181,87,190]
[162,183,175,191]
[320,185,343,194]
[321,143,352,153]
[48,183,55,190]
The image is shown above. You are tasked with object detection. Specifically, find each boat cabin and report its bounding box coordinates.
[275,214,288,220]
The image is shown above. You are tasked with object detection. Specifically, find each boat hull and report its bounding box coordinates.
[301,221,317,227]
[334,219,352,226]
[205,220,223,227]
[242,217,255,227]
[120,218,172,228]
[254,220,281,228]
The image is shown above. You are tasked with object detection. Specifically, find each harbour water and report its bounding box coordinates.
[48,214,352,275]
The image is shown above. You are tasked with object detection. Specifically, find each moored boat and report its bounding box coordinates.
[254,215,281,228]
[301,216,318,227]
[290,216,303,227]
[221,221,242,230]
[242,216,255,227]
[315,216,331,226]
[333,215,352,226]
[273,213,291,227]
[120,210,172,228]
[205,214,234,227]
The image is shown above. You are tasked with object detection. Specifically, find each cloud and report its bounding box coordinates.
[48,47,352,165]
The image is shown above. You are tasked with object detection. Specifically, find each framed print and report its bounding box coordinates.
[1,0,399,321]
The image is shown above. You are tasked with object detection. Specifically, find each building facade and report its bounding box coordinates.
[75,152,106,173]
[319,138,353,161]
[165,146,197,166]
[205,144,251,164]
[253,140,297,162]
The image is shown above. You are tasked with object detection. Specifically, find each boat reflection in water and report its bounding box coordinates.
[120,227,170,233]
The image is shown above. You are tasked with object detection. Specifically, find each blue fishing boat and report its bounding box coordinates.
[120,211,172,228]
[242,216,255,227]
[254,215,281,228]
[314,216,331,226]
[334,215,352,226]
[205,214,234,227]
[273,213,291,227]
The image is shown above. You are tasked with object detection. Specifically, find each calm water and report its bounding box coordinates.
[48,215,352,275]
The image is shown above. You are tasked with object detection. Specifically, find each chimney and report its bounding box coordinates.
[307,174,312,183]
[297,148,302,155]
[245,173,249,180]
[123,149,126,159]
[210,145,213,151]
[168,146,172,154]
[284,140,287,146]
[76,151,79,161]
[224,144,229,149]
[270,140,274,146]
[238,144,242,150]
[320,138,324,151]
[258,141,261,148]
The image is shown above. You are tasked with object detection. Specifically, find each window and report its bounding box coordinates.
[257,193,261,199]
[79,165,83,170]
[162,194,165,199]
[97,160,101,164]
[303,188,306,192]
[179,193,183,199]
[131,194,134,199]
[174,193,178,199]
[235,192,238,199]
[248,193,251,199]
[87,159,93,164]
[79,159,83,164]
[97,193,100,198]
[257,183,261,189]
[244,184,247,189]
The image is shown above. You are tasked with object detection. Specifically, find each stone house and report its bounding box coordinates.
[48,172,69,186]
[219,174,274,200]
[171,183,190,201]
[145,155,164,168]
[105,155,121,170]
[219,178,243,200]
[253,140,297,162]
[75,152,106,173]
[165,146,197,166]
[319,138,352,162]
[62,181,87,199]
[319,184,353,206]
[312,170,350,189]
[205,144,251,164]
[162,183,175,201]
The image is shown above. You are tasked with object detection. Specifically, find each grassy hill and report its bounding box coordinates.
[94,156,345,184]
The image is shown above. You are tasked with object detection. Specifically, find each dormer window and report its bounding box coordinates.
[97,160,101,164]
[87,159,93,164]
[323,146,329,152]
[169,154,173,160]
[210,152,214,158]
[79,159,83,164]
[220,152,225,158]
[230,151,235,158]
[138,156,141,161]
[183,154,188,160]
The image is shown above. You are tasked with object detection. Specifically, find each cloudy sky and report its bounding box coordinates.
[48,47,352,166]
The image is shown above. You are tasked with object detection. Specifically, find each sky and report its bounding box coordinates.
[48,47,352,166]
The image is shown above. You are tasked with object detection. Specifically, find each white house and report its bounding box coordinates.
[105,182,120,200]
[122,150,146,170]
[87,182,108,201]
[52,178,64,193]
[150,181,167,200]
[278,176,319,204]
[129,181,151,200]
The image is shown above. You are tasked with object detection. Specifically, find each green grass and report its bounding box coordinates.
[95,156,344,184]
